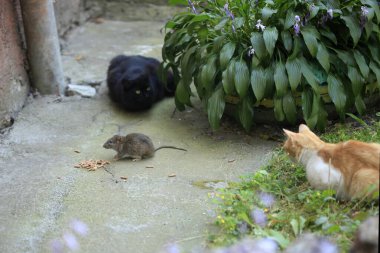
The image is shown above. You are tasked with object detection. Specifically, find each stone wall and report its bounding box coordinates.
[54,0,104,37]
[0,0,30,129]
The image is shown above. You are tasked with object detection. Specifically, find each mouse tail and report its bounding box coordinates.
[155,146,187,152]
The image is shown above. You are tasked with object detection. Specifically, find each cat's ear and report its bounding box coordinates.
[298,124,310,133]
[283,129,295,138]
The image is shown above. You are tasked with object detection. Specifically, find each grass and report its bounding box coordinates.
[208,116,380,252]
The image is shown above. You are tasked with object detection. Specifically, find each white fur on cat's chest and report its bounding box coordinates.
[300,150,345,196]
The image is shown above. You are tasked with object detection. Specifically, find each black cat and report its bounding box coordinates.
[106,55,174,111]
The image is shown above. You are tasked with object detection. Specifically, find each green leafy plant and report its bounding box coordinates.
[162,0,380,131]
[209,119,380,252]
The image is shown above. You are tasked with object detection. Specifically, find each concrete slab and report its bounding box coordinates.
[0,19,276,253]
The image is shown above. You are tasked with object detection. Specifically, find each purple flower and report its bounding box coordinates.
[188,0,198,14]
[165,243,181,253]
[70,219,89,237]
[327,9,333,19]
[295,15,301,23]
[251,208,267,227]
[224,4,235,20]
[294,23,300,36]
[51,239,64,253]
[223,4,236,32]
[247,47,255,57]
[361,6,369,16]
[63,232,79,251]
[360,6,369,28]
[258,191,275,207]
[256,19,266,31]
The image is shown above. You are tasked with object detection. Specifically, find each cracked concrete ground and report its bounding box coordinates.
[0,20,276,253]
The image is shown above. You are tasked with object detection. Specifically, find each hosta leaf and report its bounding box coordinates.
[300,58,320,94]
[316,44,330,72]
[207,87,225,129]
[264,67,275,97]
[222,73,233,96]
[301,26,320,57]
[215,18,228,30]
[284,10,296,30]
[286,58,302,91]
[181,46,197,85]
[368,44,380,64]
[282,92,297,124]
[222,59,236,95]
[261,7,277,22]
[347,66,363,96]
[274,61,288,97]
[175,80,191,106]
[274,96,285,121]
[250,32,268,60]
[362,0,380,24]
[251,67,267,101]
[289,36,302,60]
[281,30,293,52]
[369,61,380,88]
[220,42,236,69]
[335,49,356,66]
[191,14,210,22]
[327,74,347,119]
[355,95,366,115]
[238,96,254,131]
[353,50,369,79]
[319,29,337,45]
[234,60,250,98]
[263,27,279,56]
[309,5,320,20]
[364,20,374,40]
[233,17,245,29]
[213,36,226,52]
[302,89,313,119]
[201,56,217,92]
[341,15,362,46]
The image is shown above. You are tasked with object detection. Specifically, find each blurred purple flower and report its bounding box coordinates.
[295,15,301,23]
[247,47,255,57]
[327,9,333,19]
[70,219,89,237]
[237,221,249,234]
[256,19,266,31]
[51,239,64,253]
[63,232,80,251]
[165,243,181,253]
[188,0,198,14]
[294,23,300,36]
[224,4,235,20]
[251,208,267,227]
[319,240,339,253]
[258,191,275,208]
[214,238,278,253]
[361,6,369,16]
[360,6,369,28]
[223,3,236,32]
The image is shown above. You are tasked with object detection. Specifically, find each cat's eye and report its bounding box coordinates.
[135,90,141,95]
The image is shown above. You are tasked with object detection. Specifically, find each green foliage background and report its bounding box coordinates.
[162,0,380,131]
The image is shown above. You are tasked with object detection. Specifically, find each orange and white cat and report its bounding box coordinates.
[283,124,380,200]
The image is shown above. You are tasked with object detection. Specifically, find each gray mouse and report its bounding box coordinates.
[103,133,187,161]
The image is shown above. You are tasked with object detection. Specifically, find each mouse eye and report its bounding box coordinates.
[135,90,141,95]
